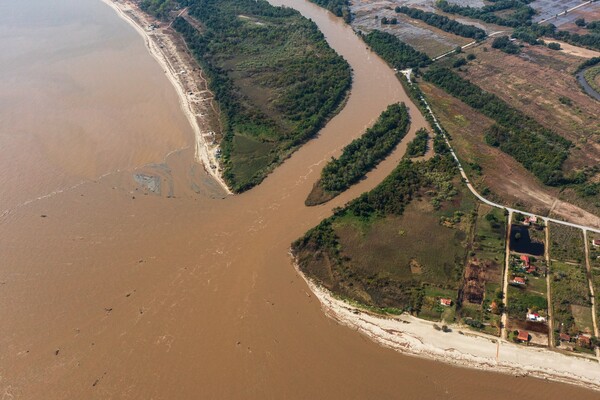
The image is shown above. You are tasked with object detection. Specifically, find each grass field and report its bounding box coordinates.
[549,222,585,263]
[550,260,592,335]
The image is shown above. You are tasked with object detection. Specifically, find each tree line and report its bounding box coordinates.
[361,30,431,69]
[423,67,572,186]
[435,0,534,28]
[309,0,351,23]
[395,6,487,40]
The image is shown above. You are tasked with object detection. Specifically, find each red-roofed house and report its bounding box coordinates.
[578,335,592,348]
[593,239,600,247]
[517,330,529,342]
[440,298,452,307]
[520,255,530,267]
[559,333,571,342]
[510,277,526,285]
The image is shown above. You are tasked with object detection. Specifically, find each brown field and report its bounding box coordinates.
[459,45,600,172]
[350,0,472,57]
[420,80,562,215]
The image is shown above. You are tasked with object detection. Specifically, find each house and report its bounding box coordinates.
[517,330,529,342]
[523,216,538,226]
[440,298,452,307]
[526,313,546,323]
[578,334,592,348]
[559,333,571,342]
[526,266,537,274]
[593,239,600,247]
[520,255,530,267]
[510,276,526,285]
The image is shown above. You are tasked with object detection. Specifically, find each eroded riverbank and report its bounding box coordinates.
[0,0,598,398]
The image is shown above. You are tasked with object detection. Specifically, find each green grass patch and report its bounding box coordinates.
[551,260,591,335]
[549,223,585,263]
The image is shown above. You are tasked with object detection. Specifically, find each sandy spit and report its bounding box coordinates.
[100,0,231,194]
[292,257,600,392]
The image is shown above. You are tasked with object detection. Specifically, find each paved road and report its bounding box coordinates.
[401,70,600,235]
[577,68,600,101]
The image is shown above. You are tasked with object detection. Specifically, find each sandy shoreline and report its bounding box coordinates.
[100,0,231,194]
[292,257,600,392]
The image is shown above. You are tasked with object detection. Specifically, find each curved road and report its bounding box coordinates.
[402,69,600,235]
[577,68,600,101]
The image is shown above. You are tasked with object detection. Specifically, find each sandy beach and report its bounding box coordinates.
[293,259,600,392]
[100,0,231,193]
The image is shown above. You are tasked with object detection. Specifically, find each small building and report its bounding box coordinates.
[526,313,546,323]
[510,276,526,285]
[440,298,452,307]
[578,334,592,348]
[526,266,537,274]
[559,333,571,342]
[520,255,530,267]
[593,239,600,247]
[517,330,529,342]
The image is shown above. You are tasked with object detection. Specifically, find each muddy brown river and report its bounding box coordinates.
[0,0,597,398]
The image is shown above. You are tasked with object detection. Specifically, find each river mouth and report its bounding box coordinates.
[0,0,597,398]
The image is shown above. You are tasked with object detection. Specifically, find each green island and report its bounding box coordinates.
[305,103,410,206]
[173,0,351,192]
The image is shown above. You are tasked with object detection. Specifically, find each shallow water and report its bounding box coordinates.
[0,0,597,398]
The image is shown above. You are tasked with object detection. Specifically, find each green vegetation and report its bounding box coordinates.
[308,0,351,23]
[435,0,534,28]
[492,36,521,54]
[294,154,474,315]
[462,205,506,335]
[584,65,600,95]
[551,261,592,335]
[507,285,547,317]
[361,30,431,70]
[405,128,428,158]
[305,104,411,205]
[173,0,351,192]
[549,223,585,263]
[547,42,561,51]
[423,67,572,186]
[141,0,175,19]
[395,6,487,40]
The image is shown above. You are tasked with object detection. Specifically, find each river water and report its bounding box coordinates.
[0,0,596,398]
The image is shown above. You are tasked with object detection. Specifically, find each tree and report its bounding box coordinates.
[515,232,522,240]
[547,42,561,50]
[455,46,462,54]
[575,18,586,27]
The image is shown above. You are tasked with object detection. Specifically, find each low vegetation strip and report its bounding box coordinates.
[584,65,600,94]
[173,0,351,192]
[308,0,351,23]
[361,30,431,70]
[435,0,534,28]
[423,67,572,186]
[395,6,486,40]
[305,103,411,206]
